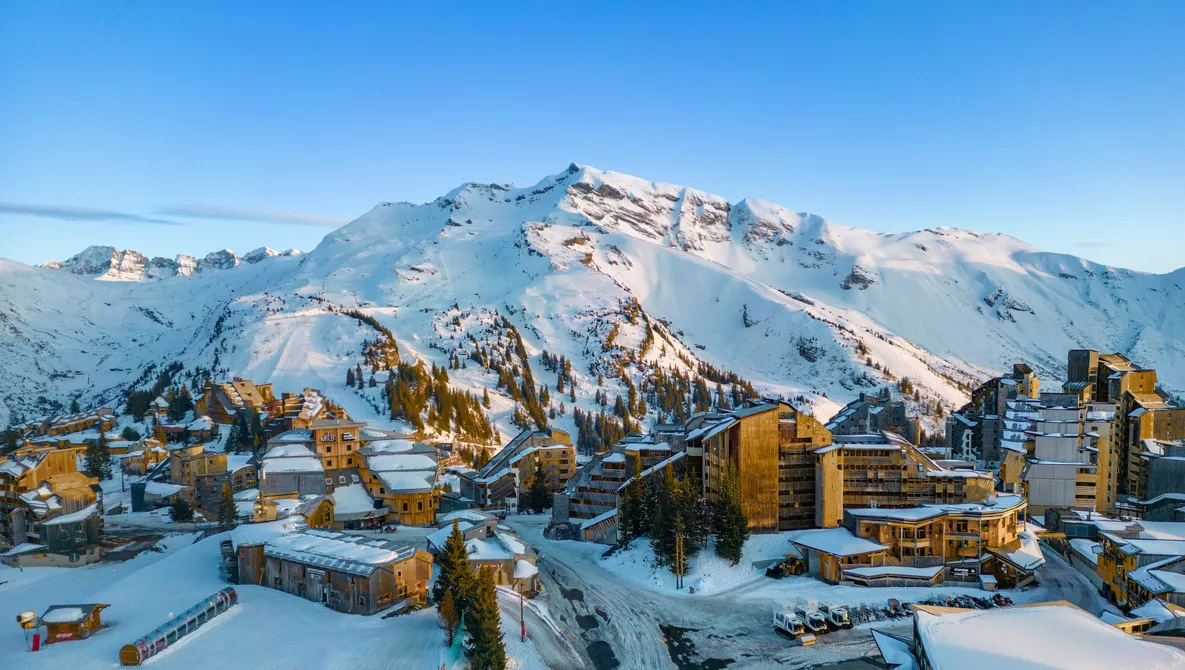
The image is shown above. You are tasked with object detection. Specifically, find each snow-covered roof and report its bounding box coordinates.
[367,453,436,472]
[1131,598,1185,624]
[262,455,323,474]
[787,527,888,557]
[602,453,626,464]
[375,470,435,494]
[495,532,527,555]
[269,429,313,444]
[330,483,376,516]
[989,531,1045,571]
[42,503,99,526]
[915,604,1185,669]
[439,509,494,525]
[227,454,254,474]
[871,629,918,670]
[581,508,618,530]
[843,564,943,579]
[466,536,513,561]
[513,559,539,580]
[264,443,317,458]
[263,529,418,576]
[41,605,102,624]
[427,521,474,551]
[847,495,1026,521]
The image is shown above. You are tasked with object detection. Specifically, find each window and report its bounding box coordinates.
[327,459,333,467]
[417,501,423,511]
[338,476,346,484]
[325,478,332,485]
[347,458,353,466]
[403,502,409,511]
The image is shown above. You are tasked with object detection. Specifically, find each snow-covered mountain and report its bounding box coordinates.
[36,245,304,281]
[3,164,1184,435]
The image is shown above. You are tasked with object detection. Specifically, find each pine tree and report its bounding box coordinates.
[528,461,549,514]
[217,482,237,529]
[70,398,80,414]
[713,463,749,565]
[433,521,476,612]
[226,424,242,454]
[368,374,377,388]
[466,567,507,670]
[86,430,113,480]
[170,497,194,522]
[1,427,18,454]
[482,388,491,408]
[356,364,365,389]
[438,588,459,646]
[346,367,356,387]
[617,456,644,544]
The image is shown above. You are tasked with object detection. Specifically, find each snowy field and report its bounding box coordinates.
[0,529,543,670]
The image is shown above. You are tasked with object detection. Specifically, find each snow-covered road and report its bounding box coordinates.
[504,516,1117,670]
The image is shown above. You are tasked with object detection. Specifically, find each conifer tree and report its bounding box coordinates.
[2,427,18,454]
[70,398,80,414]
[86,430,113,480]
[528,461,550,513]
[218,482,237,529]
[713,463,749,565]
[466,567,507,670]
[170,497,194,522]
[482,388,491,408]
[617,456,644,544]
[438,588,459,646]
[346,367,356,387]
[433,521,476,612]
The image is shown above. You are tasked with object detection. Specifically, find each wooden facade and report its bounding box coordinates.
[237,532,432,615]
[700,402,832,533]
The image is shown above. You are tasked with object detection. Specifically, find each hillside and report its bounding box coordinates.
[4,164,1184,443]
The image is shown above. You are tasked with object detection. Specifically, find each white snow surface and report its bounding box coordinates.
[5,163,1185,434]
[914,604,1185,669]
[0,530,445,669]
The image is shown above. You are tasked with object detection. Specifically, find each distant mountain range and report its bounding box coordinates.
[3,163,1183,435]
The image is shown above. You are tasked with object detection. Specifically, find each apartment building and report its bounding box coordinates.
[825,388,921,444]
[552,439,680,541]
[459,428,574,510]
[842,494,1041,587]
[815,432,996,528]
[692,401,832,533]
[947,363,1040,463]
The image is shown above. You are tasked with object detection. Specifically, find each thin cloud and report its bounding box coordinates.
[156,205,349,227]
[0,202,181,226]
[1070,241,1112,249]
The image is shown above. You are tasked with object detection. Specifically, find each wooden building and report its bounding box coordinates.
[236,529,432,615]
[693,401,832,532]
[40,603,109,643]
[360,445,439,526]
[460,428,574,510]
[843,494,1041,587]
[196,378,274,425]
[815,432,995,528]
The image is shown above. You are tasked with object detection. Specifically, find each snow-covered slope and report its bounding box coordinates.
[3,164,1184,433]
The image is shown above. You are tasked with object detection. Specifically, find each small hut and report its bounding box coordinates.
[41,604,109,643]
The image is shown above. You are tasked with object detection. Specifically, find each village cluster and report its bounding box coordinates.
[6,348,1185,668]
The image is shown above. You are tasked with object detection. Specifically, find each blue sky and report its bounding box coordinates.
[1,2,1182,271]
